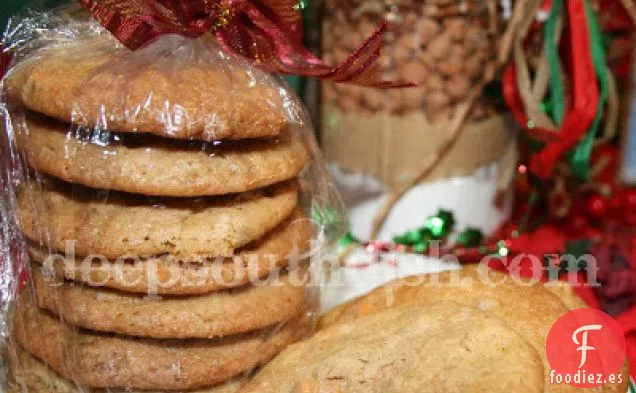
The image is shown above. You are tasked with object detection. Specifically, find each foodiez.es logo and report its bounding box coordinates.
[546,309,626,388]
[573,324,602,369]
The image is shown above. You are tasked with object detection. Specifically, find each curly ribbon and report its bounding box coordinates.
[77,0,413,87]
[503,0,601,179]
[544,0,565,126]
[0,44,10,79]
[501,0,561,142]
[596,70,619,147]
[530,0,600,179]
[503,0,620,182]
[503,65,559,142]
[513,0,556,131]
[568,0,609,180]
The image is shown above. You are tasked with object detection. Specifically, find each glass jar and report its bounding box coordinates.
[321,0,515,242]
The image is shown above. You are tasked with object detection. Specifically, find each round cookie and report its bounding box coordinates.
[319,266,629,393]
[16,113,310,197]
[33,265,310,339]
[7,343,244,393]
[317,270,590,331]
[5,36,288,141]
[12,296,310,390]
[29,210,314,295]
[18,179,298,260]
[240,302,545,393]
[543,280,590,310]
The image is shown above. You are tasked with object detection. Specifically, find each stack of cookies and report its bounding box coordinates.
[5,36,315,393]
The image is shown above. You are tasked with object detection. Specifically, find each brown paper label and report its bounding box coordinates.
[323,106,511,188]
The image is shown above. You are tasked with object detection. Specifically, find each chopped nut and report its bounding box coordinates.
[426,73,445,91]
[344,31,364,51]
[396,34,420,52]
[443,17,468,41]
[416,50,436,68]
[401,87,427,111]
[427,33,452,59]
[379,54,393,70]
[438,55,463,76]
[426,91,451,111]
[399,61,428,83]
[417,18,441,44]
[391,45,412,63]
[449,43,466,59]
[402,11,419,31]
[363,89,385,110]
[333,48,349,63]
[447,75,471,99]
[386,89,406,113]
[358,16,377,37]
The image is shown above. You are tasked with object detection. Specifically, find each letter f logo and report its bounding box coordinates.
[572,324,602,368]
[546,309,626,388]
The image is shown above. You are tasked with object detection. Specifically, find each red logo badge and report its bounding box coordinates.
[546,308,626,388]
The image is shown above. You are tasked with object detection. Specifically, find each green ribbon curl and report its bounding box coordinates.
[568,0,609,180]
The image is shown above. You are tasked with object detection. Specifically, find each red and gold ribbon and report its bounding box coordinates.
[0,44,10,79]
[77,0,412,87]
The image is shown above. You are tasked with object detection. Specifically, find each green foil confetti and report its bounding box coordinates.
[456,228,484,247]
[340,231,360,247]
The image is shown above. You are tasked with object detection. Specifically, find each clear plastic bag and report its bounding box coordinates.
[0,3,346,393]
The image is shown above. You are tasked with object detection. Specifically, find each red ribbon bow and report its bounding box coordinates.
[77,0,412,87]
[0,47,9,79]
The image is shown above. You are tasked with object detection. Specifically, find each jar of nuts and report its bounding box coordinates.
[322,0,516,242]
[322,0,500,121]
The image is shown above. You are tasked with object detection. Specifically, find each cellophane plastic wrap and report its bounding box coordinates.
[0,4,346,393]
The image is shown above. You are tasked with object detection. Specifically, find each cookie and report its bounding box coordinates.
[319,266,629,393]
[7,343,243,393]
[5,36,288,141]
[544,280,589,310]
[16,113,310,197]
[18,179,298,260]
[13,295,310,390]
[29,210,313,295]
[318,269,590,331]
[240,301,544,393]
[33,264,310,339]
